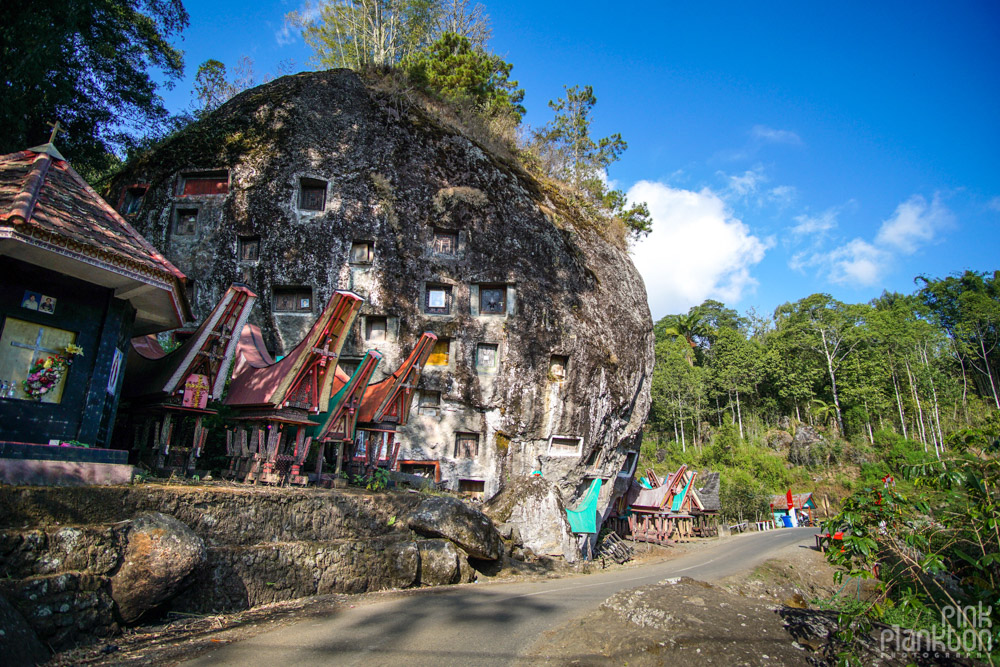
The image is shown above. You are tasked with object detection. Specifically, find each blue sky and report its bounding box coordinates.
[159,1,1000,321]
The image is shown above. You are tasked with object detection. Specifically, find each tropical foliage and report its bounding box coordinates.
[822,419,1000,661]
[648,271,1000,456]
[0,0,189,181]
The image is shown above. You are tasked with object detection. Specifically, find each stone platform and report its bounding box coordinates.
[0,441,133,486]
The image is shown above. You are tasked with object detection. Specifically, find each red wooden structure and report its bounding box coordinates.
[224,290,362,484]
[116,284,256,474]
[346,332,437,477]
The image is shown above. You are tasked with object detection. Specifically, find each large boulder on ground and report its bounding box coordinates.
[0,593,49,666]
[110,512,206,623]
[788,426,826,467]
[406,496,502,561]
[483,476,577,562]
[385,541,420,588]
[417,539,461,586]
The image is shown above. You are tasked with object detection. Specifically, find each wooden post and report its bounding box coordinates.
[315,440,327,479]
[334,440,345,476]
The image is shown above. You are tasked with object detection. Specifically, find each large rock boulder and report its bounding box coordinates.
[108,68,654,526]
[765,430,793,451]
[417,539,461,586]
[110,512,206,623]
[385,541,420,589]
[788,426,826,467]
[483,476,577,562]
[0,593,49,666]
[406,496,502,560]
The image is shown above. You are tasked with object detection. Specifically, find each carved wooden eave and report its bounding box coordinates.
[124,284,257,403]
[312,349,382,443]
[225,290,363,416]
[357,332,437,428]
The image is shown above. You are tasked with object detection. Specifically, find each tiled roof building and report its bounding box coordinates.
[0,140,191,468]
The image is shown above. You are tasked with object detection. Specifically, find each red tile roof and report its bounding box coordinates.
[0,147,186,283]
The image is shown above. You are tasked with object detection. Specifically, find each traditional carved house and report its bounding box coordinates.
[624,466,715,544]
[224,291,362,484]
[345,332,436,476]
[0,139,188,483]
[115,284,256,474]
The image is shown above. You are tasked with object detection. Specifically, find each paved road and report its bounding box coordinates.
[183,527,817,667]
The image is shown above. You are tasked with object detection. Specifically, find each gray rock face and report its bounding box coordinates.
[789,426,826,467]
[0,593,49,666]
[417,539,460,586]
[406,496,501,560]
[108,68,653,544]
[110,512,206,623]
[766,430,793,451]
[484,476,577,562]
[385,541,420,589]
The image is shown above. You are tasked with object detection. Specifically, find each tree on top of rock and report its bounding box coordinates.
[289,0,490,70]
[404,32,524,121]
[533,85,652,240]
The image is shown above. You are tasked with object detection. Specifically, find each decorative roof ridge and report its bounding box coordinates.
[5,151,52,225]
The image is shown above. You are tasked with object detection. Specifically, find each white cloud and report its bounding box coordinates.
[768,185,797,206]
[725,167,766,196]
[751,125,803,146]
[826,239,891,285]
[276,2,321,46]
[875,194,954,254]
[628,181,770,318]
[790,194,953,287]
[988,196,1000,212]
[791,208,839,236]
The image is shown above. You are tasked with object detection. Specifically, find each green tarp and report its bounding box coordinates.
[566,478,602,533]
[671,474,693,512]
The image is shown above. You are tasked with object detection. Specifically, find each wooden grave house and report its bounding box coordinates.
[114,284,256,474]
[224,290,362,484]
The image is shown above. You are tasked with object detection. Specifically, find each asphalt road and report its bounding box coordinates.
[183,526,817,667]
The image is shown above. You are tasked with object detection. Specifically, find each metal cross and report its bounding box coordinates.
[11,328,62,364]
[46,121,64,144]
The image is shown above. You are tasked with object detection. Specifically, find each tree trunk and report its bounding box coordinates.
[921,347,945,458]
[735,389,744,440]
[891,367,908,439]
[863,399,874,444]
[820,330,846,435]
[979,336,1000,409]
[904,358,927,450]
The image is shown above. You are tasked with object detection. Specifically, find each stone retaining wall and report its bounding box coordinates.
[0,484,428,650]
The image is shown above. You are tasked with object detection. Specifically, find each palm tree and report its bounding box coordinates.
[659,313,707,366]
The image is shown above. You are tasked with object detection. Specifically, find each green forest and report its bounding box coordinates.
[644,270,1000,653]
[644,269,1000,507]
